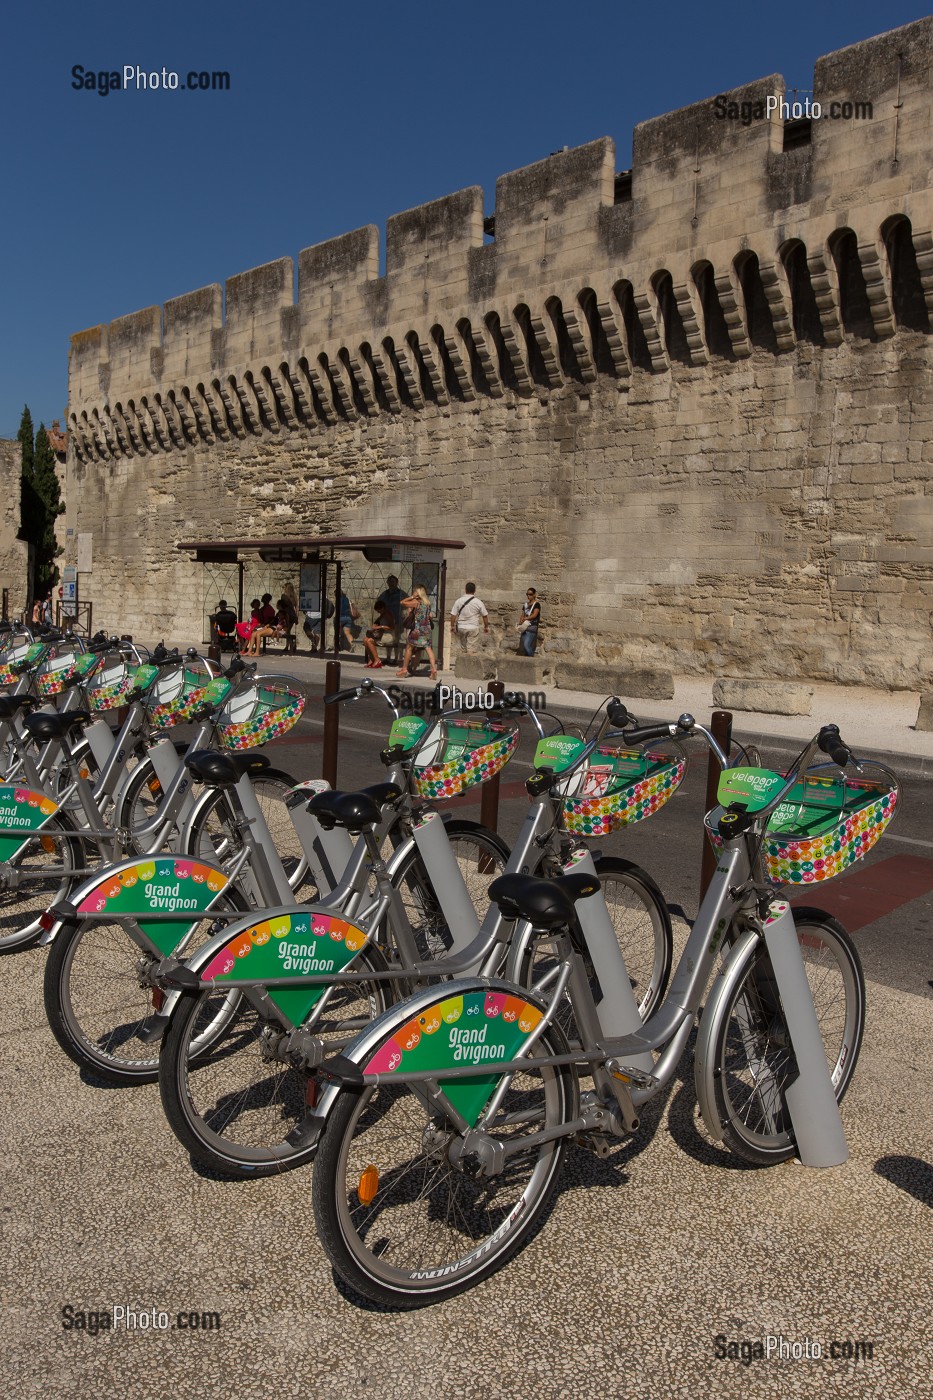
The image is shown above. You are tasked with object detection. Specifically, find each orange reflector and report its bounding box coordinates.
[79,766,90,780]
[357,1165,379,1206]
[147,778,162,796]
[41,836,56,854]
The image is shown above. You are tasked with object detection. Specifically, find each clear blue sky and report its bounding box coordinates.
[1,0,929,439]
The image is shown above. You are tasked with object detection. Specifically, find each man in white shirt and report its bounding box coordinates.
[449,582,489,652]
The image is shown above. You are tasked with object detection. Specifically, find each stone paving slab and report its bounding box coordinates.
[1,920,929,1400]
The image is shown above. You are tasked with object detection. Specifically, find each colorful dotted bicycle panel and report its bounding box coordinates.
[35,651,84,697]
[562,750,686,837]
[704,778,898,886]
[218,695,305,750]
[0,643,45,687]
[411,724,519,800]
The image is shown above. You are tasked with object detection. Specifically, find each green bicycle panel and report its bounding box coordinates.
[199,909,371,1027]
[75,856,230,957]
[717,767,786,812]
[533,735,587,773]
[362,989,545,1128]
[0,785,59,862]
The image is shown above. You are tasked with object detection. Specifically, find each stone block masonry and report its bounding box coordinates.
[65,19,933,692]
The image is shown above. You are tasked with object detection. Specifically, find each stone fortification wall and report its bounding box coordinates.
[66,18,933,688]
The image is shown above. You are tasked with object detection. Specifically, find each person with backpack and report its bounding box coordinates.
[449,581,489,653]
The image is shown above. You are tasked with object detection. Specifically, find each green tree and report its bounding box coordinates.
[17,405,63,600]
[33,425,64,596]
[17,405,34,478]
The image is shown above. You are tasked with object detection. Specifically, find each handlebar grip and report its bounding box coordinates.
[324,688,360,705]
[619,723,673,745]
[607,699,634,727]
[818,725,851,768]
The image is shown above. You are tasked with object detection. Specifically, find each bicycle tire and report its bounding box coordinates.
[312,1016,577,1307]
[387,820,510,961]
[114,751,173,844]
[183,767,312,899]
[158,942,391,1177]
[518,856,673,1036]
[42,889,248,1084]
[708,908,865,1165]
[0,811,88,955]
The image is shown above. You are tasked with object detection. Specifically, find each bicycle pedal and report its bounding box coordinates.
[608,1063,660,1092]
[572,1131,612,1159]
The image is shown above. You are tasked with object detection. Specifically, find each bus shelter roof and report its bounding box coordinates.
[177,534,465,564]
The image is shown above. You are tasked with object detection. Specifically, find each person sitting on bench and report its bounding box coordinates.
[211,600,238,651]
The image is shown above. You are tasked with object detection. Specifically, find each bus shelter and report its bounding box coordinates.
[177,534,465,668]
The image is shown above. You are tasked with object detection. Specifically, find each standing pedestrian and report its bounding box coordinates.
[396,586,437,680]
[449,582,489,653]
[517,587,540,657]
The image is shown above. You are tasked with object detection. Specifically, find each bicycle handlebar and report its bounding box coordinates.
[817,723,851,769]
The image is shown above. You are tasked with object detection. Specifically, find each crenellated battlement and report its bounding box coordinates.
[68,17,933,461]
[63,19,933,699]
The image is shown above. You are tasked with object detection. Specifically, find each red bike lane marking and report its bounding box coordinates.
[789,854,933,931]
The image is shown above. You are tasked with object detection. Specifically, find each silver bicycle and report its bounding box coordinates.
[308,709,886,1306]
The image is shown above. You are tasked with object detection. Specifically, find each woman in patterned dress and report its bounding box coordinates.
[395,585,437,680]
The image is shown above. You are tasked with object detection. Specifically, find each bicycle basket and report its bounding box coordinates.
[0,641,45,687]
[704,761,899,886]
[216,675,305,749]
[34,643,88,698]
[405,715,520,800]
[147,658,219,729]
[543,735,687,837]
[86,656,136,711]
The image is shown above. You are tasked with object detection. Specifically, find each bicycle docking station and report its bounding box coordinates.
[760,898,848,1169]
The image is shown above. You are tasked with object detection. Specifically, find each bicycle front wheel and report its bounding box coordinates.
[312,1020,577,1307]
[184,768,313,900]
[159,945,391,1177]
[708,908,865,1165]
[519,857,672,1038]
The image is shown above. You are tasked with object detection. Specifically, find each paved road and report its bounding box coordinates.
[2,683,930,1399]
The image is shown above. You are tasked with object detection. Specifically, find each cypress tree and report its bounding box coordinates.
[33,425,63,596]
[17,405,34,477]
[17,405,63,600]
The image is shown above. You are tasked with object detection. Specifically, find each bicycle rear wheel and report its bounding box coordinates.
[42,892,247,1084]
[312,1020,577,1307]
[707,909,865,1165]
[158,944,390,1177]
